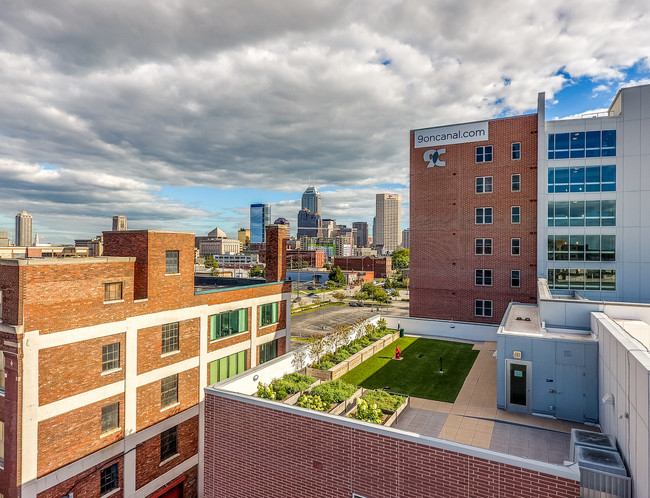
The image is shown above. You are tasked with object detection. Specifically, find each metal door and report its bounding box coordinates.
[506,360,532,413]
[555,364,584,422]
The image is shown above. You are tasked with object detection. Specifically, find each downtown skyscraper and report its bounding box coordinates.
[375,193,401,252]
[250,203,271,243]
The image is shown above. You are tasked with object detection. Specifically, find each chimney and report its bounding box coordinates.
[265,224,287,283]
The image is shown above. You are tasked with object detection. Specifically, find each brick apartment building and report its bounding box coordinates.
[0,226,291,498]
[286,249,325,269]
[410,109,540,323]
[333,256,392,278]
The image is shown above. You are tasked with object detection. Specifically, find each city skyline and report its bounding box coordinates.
[1,2,649,242]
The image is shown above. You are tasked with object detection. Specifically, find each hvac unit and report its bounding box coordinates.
[577,446,631,498]
[569,429,617,461]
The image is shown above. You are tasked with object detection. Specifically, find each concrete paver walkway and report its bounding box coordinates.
[394,340,598,464]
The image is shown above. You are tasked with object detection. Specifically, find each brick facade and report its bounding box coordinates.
[204,394,580,498]
[410,115,538,324]
[0,227,291,498]
[334,256,392,278]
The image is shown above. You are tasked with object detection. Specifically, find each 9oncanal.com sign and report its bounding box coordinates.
[414,121,489,148]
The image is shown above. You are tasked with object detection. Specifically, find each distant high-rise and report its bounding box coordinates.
[0,230,9,247]
[297,208,321,237]
[375,193,401,252]
[402,228,410,249]
[301,186,322,215]
[238,228,251,247]
[352,222,369,247]
[250,203,271,243]
[15,211,33,247]
[112,215,127,231]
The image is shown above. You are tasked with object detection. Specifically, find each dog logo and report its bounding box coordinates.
[424,148,446,167]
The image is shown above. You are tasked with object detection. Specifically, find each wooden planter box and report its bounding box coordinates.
[382,397,409,427]
[282,379,322,405]
[306,332,400,381]
[328,387,363,415]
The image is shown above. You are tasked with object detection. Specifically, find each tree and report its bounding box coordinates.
[391,249,410,270]
[332,291,346,303]
[374,288,389,303]
[328,266,346,285]
[204,254,219,268]
[249,265,265,278]
[391,289,400,298]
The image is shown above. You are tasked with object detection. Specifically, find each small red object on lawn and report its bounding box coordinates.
[395,347,401,360]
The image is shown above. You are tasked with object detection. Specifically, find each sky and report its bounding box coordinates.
[1,1,649,244]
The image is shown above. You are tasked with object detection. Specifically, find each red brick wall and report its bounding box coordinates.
[37,393,124,476]
[136,367,199,432]
[135,415,198,490]
[410,115,538,323]
[103,230,149,300]
[0,264,22,325]
[265,225,287,283]
[39,333,126,405]
[137,319,199,375]
[37,456,124,498]
[204,395,579,498]
[256,301,286,337]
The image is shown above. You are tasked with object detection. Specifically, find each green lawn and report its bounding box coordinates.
[340,337,479,402]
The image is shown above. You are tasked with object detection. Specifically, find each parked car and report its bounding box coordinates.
[307,286,316,290]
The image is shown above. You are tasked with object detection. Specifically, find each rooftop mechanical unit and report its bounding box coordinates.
[570,429,617,461]
[577,446,631,498]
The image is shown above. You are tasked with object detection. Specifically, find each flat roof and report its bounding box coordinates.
[0,256,134,266]
[502,304,595,341]
[613,319,650,352]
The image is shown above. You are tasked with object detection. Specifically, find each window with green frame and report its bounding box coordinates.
[259,302,279,327]
[259,339,278,364]
[209,350,247,383]
[209,308,248,341]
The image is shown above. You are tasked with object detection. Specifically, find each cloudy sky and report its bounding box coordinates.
[1,0,649,243]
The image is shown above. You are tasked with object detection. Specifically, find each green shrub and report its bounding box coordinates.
[333,348,352,363]
[271,373,315,395]
[352,398,383,424]
[311,380,357,403]
[361,390,406,411]
[296,394,329,411]
[256,382,276,400]
[347,341,364,354]
[319,360,335,370]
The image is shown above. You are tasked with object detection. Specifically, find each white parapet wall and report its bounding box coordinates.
[381,315,498,342]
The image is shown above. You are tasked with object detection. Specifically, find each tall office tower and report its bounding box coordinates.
[410,108,539,324]
[353,222,369,247]
[15,211,32,247]
[297,208,321,237]
[250,203,271,243]
[238,228,251,247]
[112,215,127,231]
[321,219,336,238]
[375,194,401,252]
[402,228,410,249]
[301,186,322,214]
[0,230,9,247]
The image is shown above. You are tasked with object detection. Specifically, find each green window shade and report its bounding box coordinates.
[209,350,248,384]
[272,302,278,323]
[238,308,248,332]
[260,302,280,327]
[210,308,249,340]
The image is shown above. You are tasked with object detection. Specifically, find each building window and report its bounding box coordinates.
[104,282,122,302]
[102,343,120,372]
[475,300,493,317]
[511,238,521,255]
[511,206,521,224]
[475,269,492,286]
[511,142,521,160]
[161,374,178,408]
[476,145,493,163]
[511,174,521,192]
[162,322,179,354]
[209,351,247,384]
[511,270,521,288]
[548,200,616,227]
[100,464,119,496]
[259,302,279,327]
[259,340,279,364]
[475,207,493,224]
[475,176,493,194]
[548,130,616,159]
[101,403,119,434]
[475,238,492,255]
[210,309,248,341]
[548,268,616,291]
[165,250,179,274]
[548,165,616,193]
[0,354,5,394]
[547,234,615,262]
[160,426,178,462]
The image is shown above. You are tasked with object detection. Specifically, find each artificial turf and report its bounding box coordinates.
[339,337,479,402]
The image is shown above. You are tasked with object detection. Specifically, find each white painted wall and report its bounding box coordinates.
[382,315,498,342]
[592,312,650,498]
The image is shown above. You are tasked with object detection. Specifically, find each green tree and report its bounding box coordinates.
[249,265,265,278]
[391,289,400,298]
[391,249,410,270]
[204,254,219,268]
[332,291,346,303]
[374,288,389,303]
[328,266,346,285]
